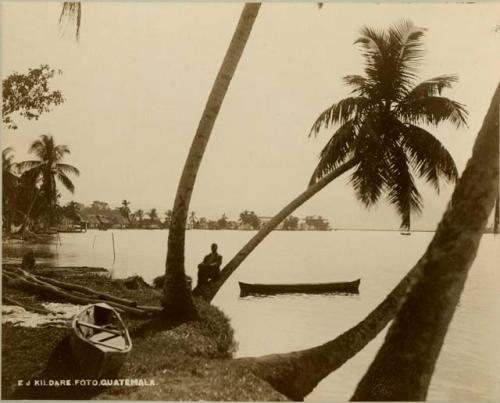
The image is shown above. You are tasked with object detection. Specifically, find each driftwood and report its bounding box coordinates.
[2,267,162,317]
[36,274,139,307]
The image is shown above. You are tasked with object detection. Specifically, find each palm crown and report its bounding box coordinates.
[18,134,80,207]
[310,21,467,229]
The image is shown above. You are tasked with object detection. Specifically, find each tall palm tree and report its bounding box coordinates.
[352,83,499,401]
[161,3,261,320]
[309,21,465,229]
[58,2,262,321]
[17,134,79,224]
[237,84,498,401]
[193,20,467,301]
[2,148,19,232]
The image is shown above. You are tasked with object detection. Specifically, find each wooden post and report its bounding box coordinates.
[111,232,116,262]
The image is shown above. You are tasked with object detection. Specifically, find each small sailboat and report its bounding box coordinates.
[400,231,411,236]
[70,303,132,378]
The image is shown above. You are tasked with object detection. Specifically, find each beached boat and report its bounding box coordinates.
[70,303,132,378]
[239,279,360,296]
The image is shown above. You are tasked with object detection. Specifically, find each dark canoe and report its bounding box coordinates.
[70,303,132,378]
[239,279,361,296]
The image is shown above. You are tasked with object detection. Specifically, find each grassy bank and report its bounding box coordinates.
[1,265,286,400]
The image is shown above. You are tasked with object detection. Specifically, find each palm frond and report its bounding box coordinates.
[389,21,426,98]
[56,172,75,193]
[390,20,426,67]
[55,163,80,177]
[401,124,458,192]
[28,139,46,159]
[354,26,387,56]
[310,121,357,185]
[404,75,459,100]
[2,148,17,172]
[59,2,81,40]
[343,75,373,96]
[398,96,468,128]
[2,147,14,160]
[384,144,423,230]
[349,125,388,207]
[55,144,71,160]
[17,160,42,173]
[350,157,386,207]
[310,97,369,136]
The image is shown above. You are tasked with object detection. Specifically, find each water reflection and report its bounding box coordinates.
[239,292,361,301]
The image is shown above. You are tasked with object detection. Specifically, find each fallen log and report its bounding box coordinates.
[4,266,163,314]
[2,271,158,317]
[7,267,156,309]
[36,274,139,307]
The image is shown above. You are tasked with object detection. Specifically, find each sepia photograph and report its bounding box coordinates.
[1,1,499,401]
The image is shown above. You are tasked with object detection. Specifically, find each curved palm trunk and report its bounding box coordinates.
[235,85,499,402]
[351,83,499,401]
[192,158,359,301]
[162,3,261,320]
[236,261,423,400]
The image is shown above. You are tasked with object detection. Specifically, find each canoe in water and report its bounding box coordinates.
[239,279,360,296]
[70,303,132,378]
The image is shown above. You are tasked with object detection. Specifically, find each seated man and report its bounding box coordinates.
[197,243,222,285]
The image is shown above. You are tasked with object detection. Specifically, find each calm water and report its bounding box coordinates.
[3,229,500,401]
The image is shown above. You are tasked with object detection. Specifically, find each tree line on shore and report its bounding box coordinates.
[4,3,499,400]
[58,201,331,231]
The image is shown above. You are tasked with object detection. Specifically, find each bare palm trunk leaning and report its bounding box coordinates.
[351,83,499,401]
[192,158,358,301]
[235,84,499,401]
[162,3,261,320]
[193,21,467,302]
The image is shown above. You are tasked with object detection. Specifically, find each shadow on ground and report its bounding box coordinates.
[11,335,109,399]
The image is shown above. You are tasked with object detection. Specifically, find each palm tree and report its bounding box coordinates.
[161,3,261,320]
[164,209,173,228]
[189,211,197,230]
[309,21,465,229]
[57,1,262,322]
[282,215,299,230]
[17,134,79,226]
[120,199,131,219]
[2,148,19,232]
[148,208,158,221]
[134,209,144,227]
[237,84,499,401]
[239,210,261,230]
[193,20,467,301]
[352,83,499,401]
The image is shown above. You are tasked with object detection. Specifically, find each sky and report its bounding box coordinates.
[1,2,499,230]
